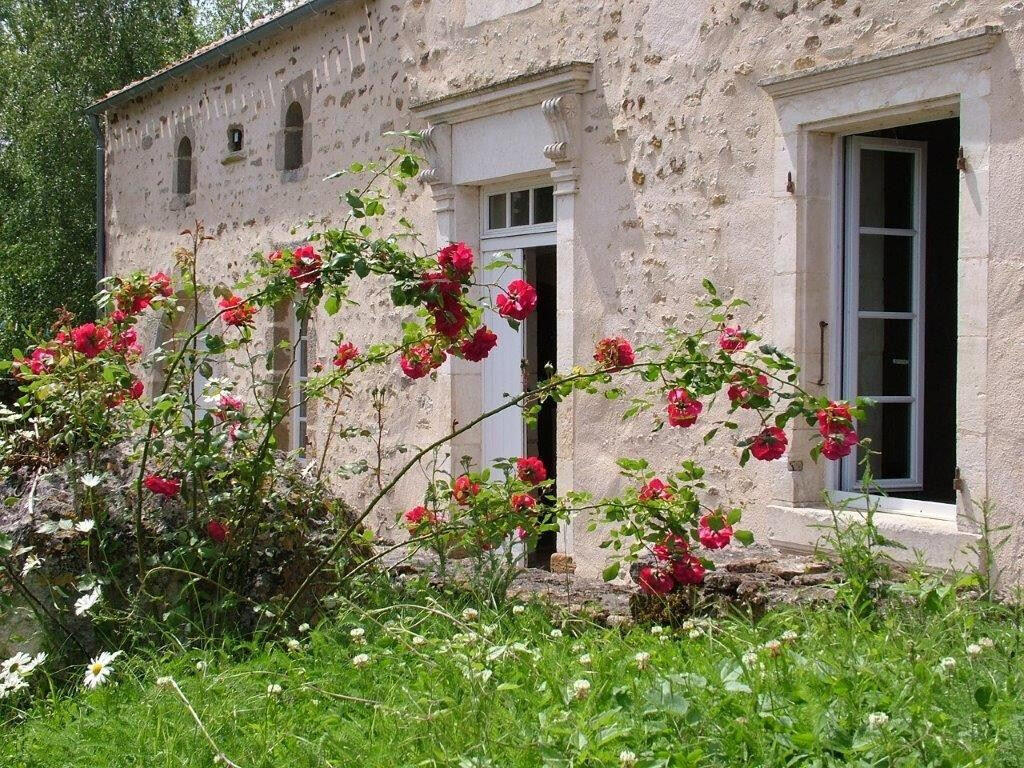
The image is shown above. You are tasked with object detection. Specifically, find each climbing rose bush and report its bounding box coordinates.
[0,141,868,674]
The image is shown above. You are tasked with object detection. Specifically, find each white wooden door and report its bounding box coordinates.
[481,248,526,470]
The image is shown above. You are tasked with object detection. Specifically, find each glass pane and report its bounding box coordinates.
[857,402,912,481]
[488,194,506,230]
[859,149,914,230]
[533,186,554,224]
[858,234,913,312]
[857,318,912,396]
[510,189,530,227]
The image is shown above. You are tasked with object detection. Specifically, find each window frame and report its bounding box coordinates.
[480,180,556,240]
[291,313,309,453]
[175,136,193,196]
[841,135,927,493]
[283,101,305,172]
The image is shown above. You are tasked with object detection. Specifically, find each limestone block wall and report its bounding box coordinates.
[103,0,1024,584]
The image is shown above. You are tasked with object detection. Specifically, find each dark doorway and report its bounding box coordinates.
[849,117,959,503]
[525,245,557,567]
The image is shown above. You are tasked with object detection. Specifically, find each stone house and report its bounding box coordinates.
[85,0,1024,585]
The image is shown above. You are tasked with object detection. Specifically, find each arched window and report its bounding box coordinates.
[175,137,193,195]
[284,102,304,171]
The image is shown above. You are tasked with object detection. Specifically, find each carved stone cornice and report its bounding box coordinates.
[542,93,580,164]
[415,123,451,185]
[759,25,1001,99]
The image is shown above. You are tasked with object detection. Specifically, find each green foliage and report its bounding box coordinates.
[0,0,203,371]
[1,589,1021,767]
[195,0,287,38]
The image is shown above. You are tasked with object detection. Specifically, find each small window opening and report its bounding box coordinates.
[175,137,193,195]
[486,184,555,232]
[228,126,243,153]
[284,102,304,171]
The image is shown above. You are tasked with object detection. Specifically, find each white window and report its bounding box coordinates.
[841,136,926,493]
[482,183,555,237]
[291,314,309,452]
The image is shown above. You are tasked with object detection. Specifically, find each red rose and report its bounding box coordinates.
[405,505,439,532]
[112,327,140,357]
[727,372,769,409]
[459,327,498,362]
[718,325,747,352]
[671,554,706,585]
[437,242,475,277]
[594,336,635,370]
[267,250,283,262]
[289,245,323,288]
[698,513,733,550]
[750,426,788,461]
[639,478,673,502]
[430,294,468,339]
[71,323,112,359]
[652,533,688,561]
[638,565,675,595]
[516,456,547,485]
[496,280,538,321]
[144,474,181,497]
[452,475,480,505]
[821,427,858,460]
[510,493,536,513]
[206,519,228,543]
[816,401,854,437]
[400,342,444,379]
[215,393,244,422]
[129,379,144,400]
[666,388,703,428]
[22,346,55,376]
[151,272,174,298]
[333,342,360,370]
[219,295,256,328]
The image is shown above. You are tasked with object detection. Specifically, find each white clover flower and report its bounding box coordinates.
[80,473,103,489]
[579,653,592,666]
[350,627,366,644]
[195,661,208,672]
[412,635,426,646]
[650,625,664,635]
[572,678,591,700]
[286,638,301,652]
[688,629,701,640]
[266,683,283,695]
[681,620,696,631]
[634,651,650,670]
[619,750,638,768]
[20,554,42,577]
[82,650,122,689]
[966,643,982,657]
[481,624,497,637]
[938,656,957,673]
[978,637,995,650]
[352,653,371,668]
[297,623,311,634]
[781,630,800,643]
[462,608,479,622]
[75,519,95,533]
[512,604,526,615]
[550,629,563,639]
[742,651,759,667]
[867,711,889,728]
[155,676,174,687]
[763,640,782,657]
[74,586,102,616]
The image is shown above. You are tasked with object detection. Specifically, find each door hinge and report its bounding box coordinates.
[957,147,968,172]
[953,467,965,492]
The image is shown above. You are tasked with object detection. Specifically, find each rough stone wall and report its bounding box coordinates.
[104,0,1024,581]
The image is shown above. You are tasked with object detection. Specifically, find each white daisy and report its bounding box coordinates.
[572,678,591,700]
[80,473,104,489]
[0,673,27,699]
[867,711,889,728]
[75,519,95,533]
[1,653,32,675]
[82,650,122,689]
[352,653,370,668]
[20,554,42,577]
[74,586,102,616]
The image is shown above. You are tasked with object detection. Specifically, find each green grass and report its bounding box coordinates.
[3,590,1023,768]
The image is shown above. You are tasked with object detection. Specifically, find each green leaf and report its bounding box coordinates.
[702,278,717,296]
[602,562,621,581]
[324,294,340,316]
[975,684,994,710]
[734,529,754,546]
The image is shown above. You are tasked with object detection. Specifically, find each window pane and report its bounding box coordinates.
[533,186,554,223]
[857,318,912,397]
[488,194,506,230]
[859,149,914,230]
[858,234,913,312]
[510,189,530,227]
[857,402,912,481]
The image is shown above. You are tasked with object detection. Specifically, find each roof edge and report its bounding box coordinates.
[86,0,343,115]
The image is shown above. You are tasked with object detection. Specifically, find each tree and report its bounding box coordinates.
[194,0,288,38]
[0,0,202,391]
